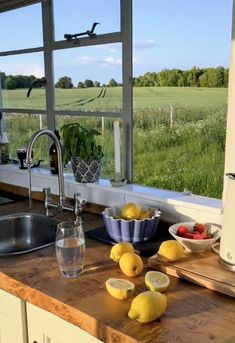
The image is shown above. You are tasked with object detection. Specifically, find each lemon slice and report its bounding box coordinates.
[145,271,170,292]
[105,278,135,300]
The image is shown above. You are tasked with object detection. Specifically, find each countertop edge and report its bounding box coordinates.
[0,271,139,343]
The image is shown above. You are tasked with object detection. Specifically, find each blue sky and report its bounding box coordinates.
[0,0,233,85]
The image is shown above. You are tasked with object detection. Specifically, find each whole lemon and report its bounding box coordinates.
[138,210,151,220]
[119,252,143,277]
[110,242,134,263]
[105,278,135,300]
[128,291,167,323]
[158,240,184,262]
[121,203,141,220]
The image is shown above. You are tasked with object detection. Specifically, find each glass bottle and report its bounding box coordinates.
[49,129,61,174]
[0,132,9,164]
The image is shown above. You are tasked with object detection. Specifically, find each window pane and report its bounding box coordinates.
[0,53,46,110]
[56,115,123,180]
[5,112,48,164]
[133,0,232,199]
[54,45,122,112]
[0,4,42,51]
[53,0,120,41]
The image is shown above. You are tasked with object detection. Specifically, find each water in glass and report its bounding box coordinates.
[55,221,85,278]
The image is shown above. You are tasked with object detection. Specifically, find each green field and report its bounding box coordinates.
[2,86,227,110]
[3,87,228,199]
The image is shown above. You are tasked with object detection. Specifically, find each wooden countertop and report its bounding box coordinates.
[0,199,235,343]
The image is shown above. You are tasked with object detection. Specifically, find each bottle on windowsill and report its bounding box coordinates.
[0,131,10,164]
[49,129,61,175]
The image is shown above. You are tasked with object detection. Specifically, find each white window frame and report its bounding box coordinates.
[0,0,133,182]
[1,0,235,202]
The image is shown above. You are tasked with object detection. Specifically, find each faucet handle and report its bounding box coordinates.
[43,187,53,216]
[43,187,51,198]
[74,192,87,205]
[74,192,87,224]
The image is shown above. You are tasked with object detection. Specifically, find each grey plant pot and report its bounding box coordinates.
[71,157,101,183]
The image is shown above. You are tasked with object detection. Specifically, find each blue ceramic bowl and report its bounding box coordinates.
[102,207,161,243]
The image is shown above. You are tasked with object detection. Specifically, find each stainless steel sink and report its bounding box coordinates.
[0,213,61,256]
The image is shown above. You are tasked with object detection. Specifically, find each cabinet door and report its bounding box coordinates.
[0,289,28,343]
[27,302,102,343]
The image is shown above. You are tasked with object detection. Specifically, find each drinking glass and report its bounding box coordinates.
[55,220,86,278]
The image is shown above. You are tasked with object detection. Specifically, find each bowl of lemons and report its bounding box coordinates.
[102,203,161,243]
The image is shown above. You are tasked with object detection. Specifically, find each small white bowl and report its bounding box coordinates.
[169,222,221,253]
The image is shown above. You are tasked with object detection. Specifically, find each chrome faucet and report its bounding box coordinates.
[26,129,65,210]
[26,129,87,218]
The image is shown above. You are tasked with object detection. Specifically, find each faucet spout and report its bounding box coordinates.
[26,129,65,207]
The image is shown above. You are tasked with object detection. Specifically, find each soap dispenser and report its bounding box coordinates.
[219,173,235,271]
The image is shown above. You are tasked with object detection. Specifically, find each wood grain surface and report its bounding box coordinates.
[0,196,235,342]
[148,250,235,298]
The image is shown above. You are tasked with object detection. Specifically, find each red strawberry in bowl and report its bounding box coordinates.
[184,232,194,239]
[193,233,203,240]
[176,225,189,237]
[194,223,205,233]
[169,221,221,253]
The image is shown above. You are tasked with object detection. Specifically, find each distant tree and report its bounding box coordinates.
[224,69,229,87]
[108,78,118,87]
[167,69,182,86]
[0,71,6,89]
[55,76,73,89]
[199,71,209,87]
[177,72,189,87]
[158,69,172,86]
[187,67,203,87]
[84,79,94,88]
[77,81,84,88]
[5,75,17,89]
[94,81,100,87]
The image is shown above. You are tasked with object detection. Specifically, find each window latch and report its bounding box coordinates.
[64,22,100,44]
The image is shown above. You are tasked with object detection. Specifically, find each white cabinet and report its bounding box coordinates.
[0,289,28,343]
[27,302,102,343]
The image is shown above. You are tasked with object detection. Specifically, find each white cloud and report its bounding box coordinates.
[97,44,118,53]
[102,57,121,66]
[133,39,157,50]
[75,55,121,67]
[0,62,44,77]
[23,66,44,78]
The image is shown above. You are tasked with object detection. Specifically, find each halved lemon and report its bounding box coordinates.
[105,278,135,300]
[145,271,170,292]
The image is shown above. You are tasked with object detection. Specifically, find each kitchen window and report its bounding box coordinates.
[0,0,234,201]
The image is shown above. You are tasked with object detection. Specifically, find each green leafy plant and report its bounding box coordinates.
[61,123,104,164]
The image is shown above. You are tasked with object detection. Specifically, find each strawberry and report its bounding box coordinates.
[193,232,203,240]
[184,232,194,239]
[201,231,210,239]
[177,225,189,237]
[193,223,205,233]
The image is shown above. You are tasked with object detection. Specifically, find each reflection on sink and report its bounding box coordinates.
[0,213,61,256]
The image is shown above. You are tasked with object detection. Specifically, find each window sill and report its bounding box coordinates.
[0,164,222,224]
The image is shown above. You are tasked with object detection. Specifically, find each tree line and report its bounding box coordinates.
[0,72,121,90]
[0,66,229,90]
[133,66,228,88]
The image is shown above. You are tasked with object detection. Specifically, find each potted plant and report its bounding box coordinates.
[61,123,104,183]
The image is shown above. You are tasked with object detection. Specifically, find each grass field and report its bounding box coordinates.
[3,86,228,199]
[2,86,227,110]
